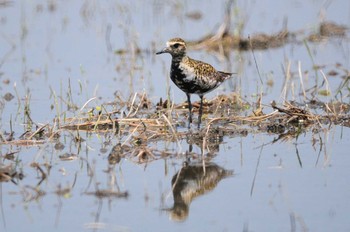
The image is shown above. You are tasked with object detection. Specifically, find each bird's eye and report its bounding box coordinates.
[173,44,180,48]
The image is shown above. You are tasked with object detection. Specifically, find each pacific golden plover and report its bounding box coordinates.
[156,38,233,128]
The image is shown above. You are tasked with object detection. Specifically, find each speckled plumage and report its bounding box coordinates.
[172,56,231,94]
[156,38,233,128]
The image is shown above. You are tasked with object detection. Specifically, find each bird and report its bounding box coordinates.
[156,37,233,129]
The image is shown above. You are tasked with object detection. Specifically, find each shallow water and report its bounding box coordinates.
[1,1,350,232]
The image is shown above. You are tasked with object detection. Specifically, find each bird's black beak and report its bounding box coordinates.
[156,47,170,55]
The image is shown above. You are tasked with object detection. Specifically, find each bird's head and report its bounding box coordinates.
[156,38,187,57]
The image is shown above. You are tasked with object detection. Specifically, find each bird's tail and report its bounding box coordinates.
[219,71,235,81]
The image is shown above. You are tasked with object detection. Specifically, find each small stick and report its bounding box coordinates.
[249,35,263,85]
[298,61,307,101]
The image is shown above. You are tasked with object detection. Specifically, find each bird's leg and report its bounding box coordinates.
[186,93,192,128]
[198,95,204,129]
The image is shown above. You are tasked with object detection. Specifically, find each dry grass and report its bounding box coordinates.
[2,92,349,154]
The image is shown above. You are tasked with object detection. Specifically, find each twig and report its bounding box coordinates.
[249,35,263,85]
[298,61,306,101]
[121,122,142,147]
[79,97,97,112]
[162,114,181,153]
[280,60,291,103]
[126,92,138,117]
[320,69,332,97]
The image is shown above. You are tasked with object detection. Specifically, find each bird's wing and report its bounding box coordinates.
[189,58,233,81]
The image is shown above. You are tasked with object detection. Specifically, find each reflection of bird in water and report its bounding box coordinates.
[186,129,224,156]
[168,162,233,221]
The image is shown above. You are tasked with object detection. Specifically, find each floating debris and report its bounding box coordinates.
[3,92,14,101]
[85,189,129,199]
[59,153,78,161]
[320,21,348,37]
